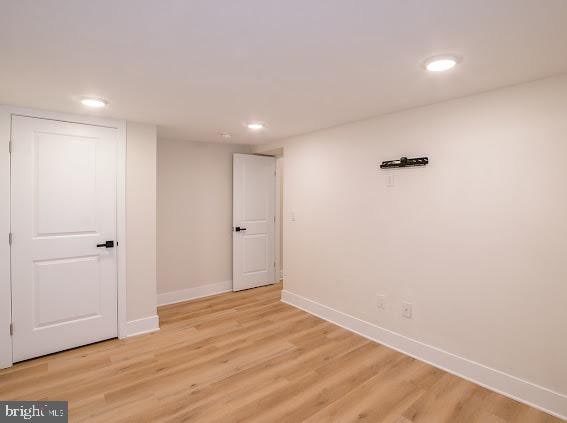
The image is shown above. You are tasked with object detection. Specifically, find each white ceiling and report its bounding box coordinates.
[1,0,567,144]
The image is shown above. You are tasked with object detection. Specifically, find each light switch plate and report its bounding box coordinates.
[402,302,412,319]
[385,172,395,187]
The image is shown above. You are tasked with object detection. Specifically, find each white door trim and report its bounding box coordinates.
[0,108,11,369]
[0,105,127,369]
[275,157,283,281]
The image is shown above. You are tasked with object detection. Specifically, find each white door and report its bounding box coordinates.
[11,116,118,362]
[233,154,276,291]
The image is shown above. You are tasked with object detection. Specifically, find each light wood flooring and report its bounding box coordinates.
[0,283,562,422]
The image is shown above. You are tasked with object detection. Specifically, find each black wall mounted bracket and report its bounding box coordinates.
[380,156,428,169]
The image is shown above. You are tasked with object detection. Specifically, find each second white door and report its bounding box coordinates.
[233,154,276,291]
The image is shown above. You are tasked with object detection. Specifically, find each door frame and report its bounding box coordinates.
[0,105,127,369]
[232,153,277,291]
[275,157,283,281]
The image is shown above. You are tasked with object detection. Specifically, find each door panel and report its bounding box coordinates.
[233,154,276,291]
[35,133,97,235]
[243,235,268,273]
[11,116,118,362]
[33,256,101,327]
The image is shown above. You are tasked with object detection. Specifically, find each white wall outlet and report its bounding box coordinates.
[402,302,412,319]
[377,294,385,310]
[290,211,296,222]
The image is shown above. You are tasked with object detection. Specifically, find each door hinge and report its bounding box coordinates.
[8,232,12,245]
[8,140,12,154]
[9,323,13,336]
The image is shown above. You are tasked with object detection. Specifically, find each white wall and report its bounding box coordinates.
[274,75,567,416]
[157,139,250,303]
[126,122,158,325]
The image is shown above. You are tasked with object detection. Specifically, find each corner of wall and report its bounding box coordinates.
[125,121,158,325]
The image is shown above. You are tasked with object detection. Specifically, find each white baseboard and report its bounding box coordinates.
[281,290,567,420]
[157,280,233,306]
[126,315,160,338]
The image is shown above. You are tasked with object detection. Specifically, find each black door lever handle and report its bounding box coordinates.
[97,240,115,248]
[234,227,247,232]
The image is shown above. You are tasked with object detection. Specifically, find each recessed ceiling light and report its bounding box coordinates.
[80,97,108,108]
[247,122,265,131]
[424,55,459,72]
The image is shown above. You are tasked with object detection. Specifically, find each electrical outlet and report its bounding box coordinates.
[402,302,412,319]
[377,294,385,310]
